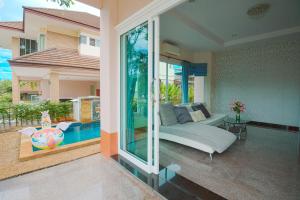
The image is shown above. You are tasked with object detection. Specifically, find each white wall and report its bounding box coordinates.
[212,33,300,127]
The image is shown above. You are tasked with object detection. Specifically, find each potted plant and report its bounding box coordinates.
[230,100,246,122]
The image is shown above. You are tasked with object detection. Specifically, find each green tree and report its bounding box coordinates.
[0,80,12,103]
[49,0,74,7]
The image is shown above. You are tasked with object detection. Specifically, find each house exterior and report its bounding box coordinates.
[0,7,101,103]
[77,0,300,170]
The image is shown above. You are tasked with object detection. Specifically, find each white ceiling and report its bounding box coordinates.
[160,0,300,52]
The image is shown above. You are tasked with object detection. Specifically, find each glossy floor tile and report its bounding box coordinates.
[160,126,300,200]
[0,154,163,200]
[113,155,225,200]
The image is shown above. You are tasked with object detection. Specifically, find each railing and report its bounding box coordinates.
[0,101,73,131]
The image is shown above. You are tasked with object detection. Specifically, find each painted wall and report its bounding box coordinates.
[46,31,78,49]
[59,80,99,99]
[212,34,300,127]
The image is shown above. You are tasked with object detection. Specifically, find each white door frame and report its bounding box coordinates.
[116,0,186,174]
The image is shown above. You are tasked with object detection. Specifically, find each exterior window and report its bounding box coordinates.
[89,38,96,47]
[39,34,45,50]
[95,39,100,47]
[20,38,37,56]
[80,35,87,44]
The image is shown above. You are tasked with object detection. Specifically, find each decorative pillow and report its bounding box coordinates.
[159,103,178,126]
[173,106,193,124]
[189,110,206,122]
[191,103,211,118]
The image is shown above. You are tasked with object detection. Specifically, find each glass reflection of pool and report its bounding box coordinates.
[33,121,100,152]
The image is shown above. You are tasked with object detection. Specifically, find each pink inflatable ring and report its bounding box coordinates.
[31,128,64,150]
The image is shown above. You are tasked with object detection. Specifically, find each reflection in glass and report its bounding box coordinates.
[121,22,149,162]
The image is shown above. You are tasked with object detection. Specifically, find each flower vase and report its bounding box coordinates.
[235,113,240,122]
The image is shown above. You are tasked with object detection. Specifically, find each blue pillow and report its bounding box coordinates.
[174,106,193,124]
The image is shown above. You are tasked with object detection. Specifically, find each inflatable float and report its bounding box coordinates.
[19,111,72,150]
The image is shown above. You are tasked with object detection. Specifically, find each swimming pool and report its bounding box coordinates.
[32,121,101,152]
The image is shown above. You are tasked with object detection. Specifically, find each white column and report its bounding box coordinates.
[194,76,205,103]
[40,79,50,101]
[49,73,59,102]
[12,71,20,104]
[100,0,118,133]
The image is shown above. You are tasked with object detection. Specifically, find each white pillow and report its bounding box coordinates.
[189,110,206,122]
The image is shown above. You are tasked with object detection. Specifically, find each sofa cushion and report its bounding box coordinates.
[174,106,193,124]
[198,114,227,126]
[190,110,206,122]
[192,103,211,118]
[159,103,178,126]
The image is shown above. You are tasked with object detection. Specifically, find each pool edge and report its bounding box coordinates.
[19,135,101,161]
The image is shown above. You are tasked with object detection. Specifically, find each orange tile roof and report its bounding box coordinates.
[0,21,23,31]
[24,7,100,30]
[9,48,100,70]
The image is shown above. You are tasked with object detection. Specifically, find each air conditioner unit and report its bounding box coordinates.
[161,42,180,57]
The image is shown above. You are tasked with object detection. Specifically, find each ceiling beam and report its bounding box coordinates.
[168,10,224,46]
[225,26,300,47]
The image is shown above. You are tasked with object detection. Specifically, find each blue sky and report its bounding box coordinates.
[0,0,99,80]
[0,48,12,80]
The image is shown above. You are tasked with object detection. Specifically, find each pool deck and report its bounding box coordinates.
[0,154,163,200]
[0,131,100,180]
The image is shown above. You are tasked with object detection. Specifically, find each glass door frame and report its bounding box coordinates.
[118,17,160,174]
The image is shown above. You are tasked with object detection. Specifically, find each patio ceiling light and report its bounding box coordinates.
[247,3,271,19]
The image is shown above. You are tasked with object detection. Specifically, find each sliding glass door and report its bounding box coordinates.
[120,18,160,174]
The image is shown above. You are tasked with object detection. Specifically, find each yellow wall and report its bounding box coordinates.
[46,31,78,49]
[81,100,92,122]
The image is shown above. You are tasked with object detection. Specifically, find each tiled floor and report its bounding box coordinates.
[160,126,300,200]
[0,154,163,200]
[113,154,225,200]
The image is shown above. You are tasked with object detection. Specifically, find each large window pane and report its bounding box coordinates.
[20,38,25,56]
[159,62,182,105]
[39,34,45,51]
[25,39,31,54]
[31,40,37,53]
[121,22,148,162]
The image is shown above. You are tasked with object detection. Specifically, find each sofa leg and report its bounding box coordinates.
[209,153,213,160]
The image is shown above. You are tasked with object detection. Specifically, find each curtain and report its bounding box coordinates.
[181,61,190,104]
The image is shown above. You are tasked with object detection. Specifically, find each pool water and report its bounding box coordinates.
[32,121,101,151]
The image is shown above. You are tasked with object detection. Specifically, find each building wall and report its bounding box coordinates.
[212,33,300,127]
[59,80,99,99]
[46,31,78,49]
[11,37,20,58]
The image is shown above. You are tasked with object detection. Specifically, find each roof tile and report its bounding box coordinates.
[9,48,100,70]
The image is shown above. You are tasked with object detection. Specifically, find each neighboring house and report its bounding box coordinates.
[0,7,100,103]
